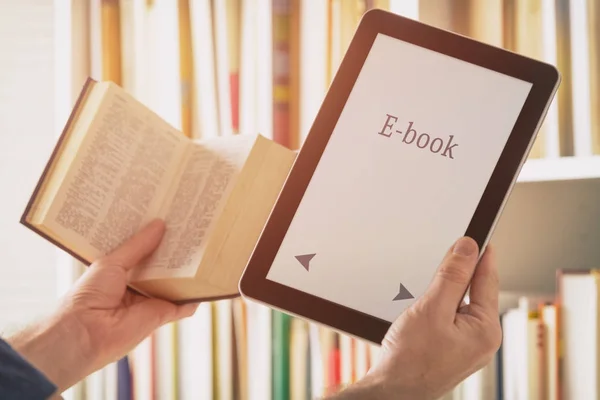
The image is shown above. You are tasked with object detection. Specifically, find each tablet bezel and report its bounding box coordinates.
[239,8,560,344]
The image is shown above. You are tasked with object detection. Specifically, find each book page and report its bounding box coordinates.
[43,84,189,261]
[130,135,257,281]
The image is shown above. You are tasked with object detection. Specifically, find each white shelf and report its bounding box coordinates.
[517,156,600,182]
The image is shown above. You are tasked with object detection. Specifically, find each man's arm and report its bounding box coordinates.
[323,373,400,400]
[0,224,500,400]
[6,310,90,396]
[4,220,196,395]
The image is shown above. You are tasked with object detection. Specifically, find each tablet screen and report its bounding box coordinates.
[265,33,533,323]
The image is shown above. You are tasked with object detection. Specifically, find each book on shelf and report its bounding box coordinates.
[488,269,600,400]
[21,78,296,303]
[556,269,600,400]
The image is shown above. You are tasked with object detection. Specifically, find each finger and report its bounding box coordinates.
[128,298,199,329]
[175,302,200,320]
[423,236,479,319]
[101,219,166,270]
[466,244,499,314]
[120,298,178,340]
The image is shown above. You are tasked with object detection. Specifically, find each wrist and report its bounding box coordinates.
[330,363,440,400]
[7,308,94,392]
[326,370,409,400]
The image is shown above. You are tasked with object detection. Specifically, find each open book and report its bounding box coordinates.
[21,78,296,303]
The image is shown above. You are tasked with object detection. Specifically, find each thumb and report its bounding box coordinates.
[423,236,479,321]
[100,219,166,271]
[467,244,499,314]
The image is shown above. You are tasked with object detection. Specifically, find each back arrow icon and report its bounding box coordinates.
[295,253,316,271]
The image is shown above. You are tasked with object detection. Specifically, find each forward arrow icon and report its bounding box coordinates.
[393,283,414,301]
[295,253,316,271]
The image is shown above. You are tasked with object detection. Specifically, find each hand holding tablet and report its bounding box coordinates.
[240,9,560,343]
[338,237,501,399]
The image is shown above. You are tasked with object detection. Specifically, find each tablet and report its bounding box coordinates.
[239,9,560,343]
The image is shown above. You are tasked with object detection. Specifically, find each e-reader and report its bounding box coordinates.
[239,9,560,343]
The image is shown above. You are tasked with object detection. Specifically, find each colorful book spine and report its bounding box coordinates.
[272,0,292,148]
[117,356,133,400]
[272,310,292,400]
[226,0,241,134]
[101,0,123,84]
[178,0,194,138]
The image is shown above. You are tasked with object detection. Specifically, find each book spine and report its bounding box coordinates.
[272,310,292,400]
[537,305,547,400]
[101,0,123,84]
[588,0,600,154]
[272,0,292,148]
[327,334,341,396]
[178,0,194,138]
[555,0,575,156]
[226,0,241,134]
[116,356,133,400]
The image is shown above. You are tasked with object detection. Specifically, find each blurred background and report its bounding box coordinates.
[0,0,598,399]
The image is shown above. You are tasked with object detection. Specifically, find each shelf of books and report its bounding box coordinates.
[53,0,598,399]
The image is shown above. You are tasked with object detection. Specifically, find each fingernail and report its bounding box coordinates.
[453,237,477,256]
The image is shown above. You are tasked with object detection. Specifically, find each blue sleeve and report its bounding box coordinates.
[0,337,57,399]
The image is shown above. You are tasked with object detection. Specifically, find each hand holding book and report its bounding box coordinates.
[8,219,197,394]
[21,78,296,303]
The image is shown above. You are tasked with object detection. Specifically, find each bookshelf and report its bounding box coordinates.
[51,1,598,400]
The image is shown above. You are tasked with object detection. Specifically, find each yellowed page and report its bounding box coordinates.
[130,134,257,281]
[202,138,296,292]
[42,83,189,261]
